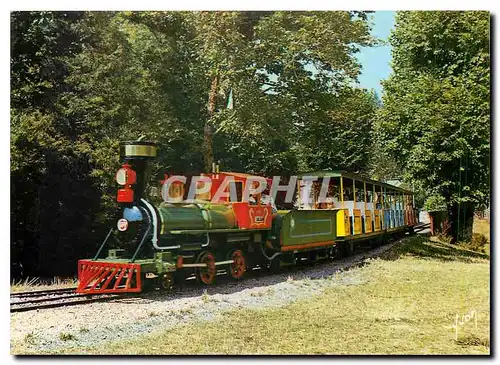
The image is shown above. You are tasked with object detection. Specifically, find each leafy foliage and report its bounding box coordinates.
[11,11,379,277]
[375,11,490,239]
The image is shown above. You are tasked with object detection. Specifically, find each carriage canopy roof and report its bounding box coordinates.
[297,170,414,195]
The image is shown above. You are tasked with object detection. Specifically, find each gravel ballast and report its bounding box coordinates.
[11,242,398,354]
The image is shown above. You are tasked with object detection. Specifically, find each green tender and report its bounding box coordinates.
[280,210,338,247]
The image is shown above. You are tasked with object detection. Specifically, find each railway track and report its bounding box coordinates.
[10,287,77,298]
[11,225,428,313]
[413,222,430,233]
[10,287,122,313]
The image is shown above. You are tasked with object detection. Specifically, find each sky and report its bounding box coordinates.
[356,11,396,97]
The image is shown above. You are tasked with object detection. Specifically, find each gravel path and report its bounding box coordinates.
[11,242,398,354]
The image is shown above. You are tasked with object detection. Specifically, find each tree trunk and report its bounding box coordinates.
[203,75,218,172]
[447,202,474,243]
[456,202,474,241]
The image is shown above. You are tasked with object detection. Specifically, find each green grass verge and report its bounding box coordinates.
[15,236,490,355]
[10,277,78,293]
[473,218,490,242]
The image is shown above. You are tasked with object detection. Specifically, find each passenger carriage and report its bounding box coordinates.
[274,172,418,260]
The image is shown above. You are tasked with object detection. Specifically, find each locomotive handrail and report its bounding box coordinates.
[167,228,269,234]
[202,233,210,247]
[92,228,113,260]
[140,198,160,247]
[141,198,181,250]
[141,197,211,250]
[130,224,151,263]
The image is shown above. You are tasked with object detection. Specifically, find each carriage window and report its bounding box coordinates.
[387,191,394,209]
[355,180,365,202]
[344,186,354,201]
[383,190,390,209]
[354,187,363,202]
[366,184,373,202]
[374,190,382,209]
[313,177,339,209]
[329,177,341,202]
[328,184,340,202]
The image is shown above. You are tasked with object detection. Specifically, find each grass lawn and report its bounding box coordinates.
[10,277,78,293]
[36,236,491,355]
[473,217,490,242]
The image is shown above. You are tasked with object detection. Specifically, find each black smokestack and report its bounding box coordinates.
[119,140,157,202]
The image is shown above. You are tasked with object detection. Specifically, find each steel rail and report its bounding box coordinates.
[10,287,78,297]
[10,295,122,313]
[413,223,430,233]
[11,293,86,305]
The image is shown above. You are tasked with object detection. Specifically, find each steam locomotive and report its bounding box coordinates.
[76,141,417,293]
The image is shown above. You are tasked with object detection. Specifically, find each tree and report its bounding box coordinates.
[11,11,102,277]
[11,11,86,112]
[122,11,379,174]
[11,11,380,278]
[375,11,490,241]
[299,88,379,173]
[140,11,377,173]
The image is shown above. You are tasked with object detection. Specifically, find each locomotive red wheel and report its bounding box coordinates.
[196,251,216,285]
[228,250,246,280]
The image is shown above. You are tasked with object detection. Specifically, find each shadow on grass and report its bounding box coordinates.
[380,235,490,263]
[456,334,490,349]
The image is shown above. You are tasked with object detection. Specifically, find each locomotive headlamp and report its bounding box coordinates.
[116,163,137,203]
[115,168,127,186]
[115,164,137,186]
